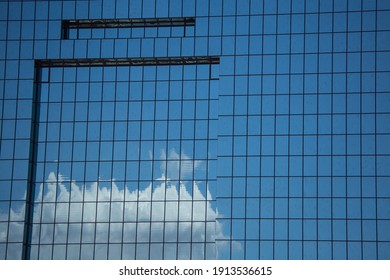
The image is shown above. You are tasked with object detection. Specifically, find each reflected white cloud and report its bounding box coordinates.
[158,149,203,181]
[0,150,228,259]
[33,172,222,259]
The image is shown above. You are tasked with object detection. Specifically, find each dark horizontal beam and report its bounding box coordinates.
[35,56,220,68]
[62,17,195,39]
[63,17,195,29]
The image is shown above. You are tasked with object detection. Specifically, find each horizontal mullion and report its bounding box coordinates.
[63,17,195,30]
[35,56,220,68]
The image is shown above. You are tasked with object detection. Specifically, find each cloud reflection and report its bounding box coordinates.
[0,150,226,260]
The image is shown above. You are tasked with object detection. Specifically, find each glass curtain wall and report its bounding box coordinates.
[0,0,389,260]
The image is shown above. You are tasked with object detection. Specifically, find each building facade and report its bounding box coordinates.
[0,0,389,260]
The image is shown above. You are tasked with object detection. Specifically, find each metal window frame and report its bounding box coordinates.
[62,17,196,39]
[23,55,220,260]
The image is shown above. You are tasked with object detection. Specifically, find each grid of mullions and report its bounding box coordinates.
[1,0,390,261]
[215,0,390,260]
[28,64,218,260]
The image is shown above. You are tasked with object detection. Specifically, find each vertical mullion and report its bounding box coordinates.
[147,21,158,259]
[52,67,65,259]
[345,0,349,260]
[4,2,12,258]
[23,65,41,260]
[228,0,237,260]
[243,0,251,261]
[79,66,92,260]
[205,0,214,260]
[133,65,145,259]
[148,64,157,259]
[93,66,104,260]
[258,0,265,260]
[65,67,77,260]
[273,0,278,260]
[330,0,335,260]
[53,0,64,260]
[59,0,64,55]
[23,1,43,260]
[114,0,118,38]
[177,65,183,259]
[75,1,79,40]
[301,0,307,260]
[188,71,195,259]
[374,0,378,260]
[121,64,131,260]
[101,0,105,39]
[0,1,8,216]
[37,68,51,260]
[7,0,22,260]
[359,0,364,260]
[316,0,321,261]
[189,1,196,259]
[162,62,171,260]
[204,0,211,260]
[288,0,293,260]
[141,0,145,38]
[93,0,104,260]
[107,65,118,260]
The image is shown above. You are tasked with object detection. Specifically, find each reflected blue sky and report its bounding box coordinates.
[0,0,390,260]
